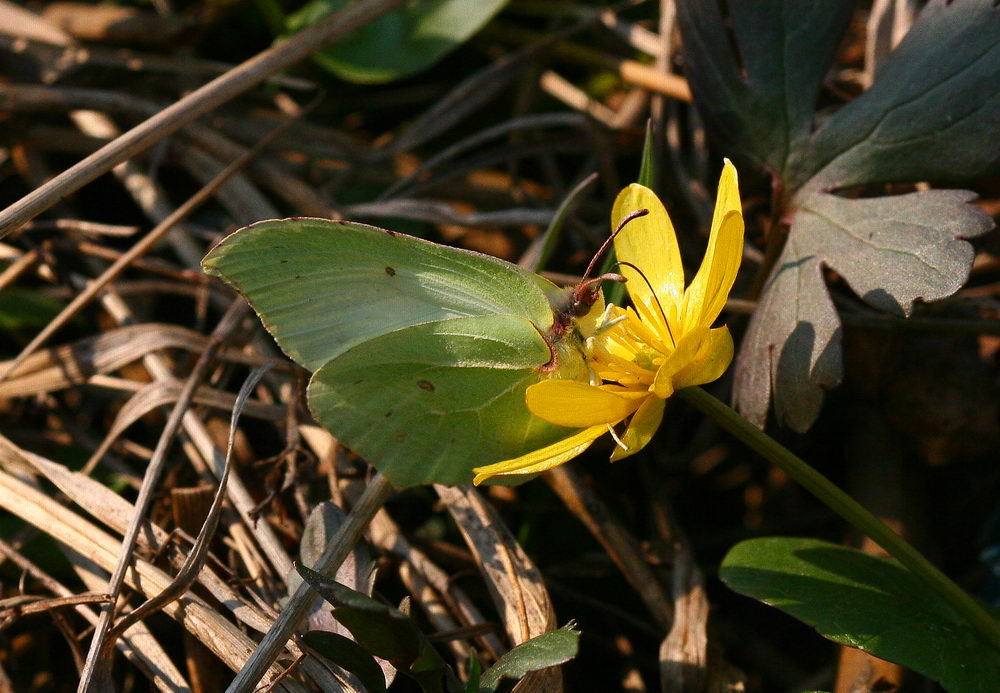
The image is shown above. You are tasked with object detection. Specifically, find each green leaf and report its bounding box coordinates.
[286,0,509,84]
[676,0,854,176]
[734,190,992,431]
[478,623,580,691]
[308,313,583,487]
[463,653,481,693]
[297,564,457,693]
[721,537,1000,693]
[637,119,655,189]
[796,0,1000,191]
[677,0,1000,430]
[0,288,65,331]
[303,631,387,693]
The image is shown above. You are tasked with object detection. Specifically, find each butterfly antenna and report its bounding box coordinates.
[580,208,649,286]
[616,260,677,348]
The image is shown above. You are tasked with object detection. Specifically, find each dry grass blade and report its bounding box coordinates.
[0,0,404,234]
[434,485,560,692]
[77,301,247,692]
[0,324,257,399]
[344,200,554,228]
[0,593,110,619]
[0,433,275,636]
[0,97,316,385]
[659,547,709,692]
[101,363,276,657]
[0,467,290,680]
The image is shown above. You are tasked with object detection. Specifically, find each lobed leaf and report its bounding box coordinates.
[676,0,854,176]
[721,537,1000,692]
[677,0,1000,430]
[797,0,1000,191]
[734,190,992,431]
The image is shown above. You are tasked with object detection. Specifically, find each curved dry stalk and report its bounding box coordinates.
[77,300,247,691]
[93,364,276,677]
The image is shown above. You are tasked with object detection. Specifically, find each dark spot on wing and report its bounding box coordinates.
[385,411,392,418]
[384,266,396,276]
[280,259,288,264]
[353,379,363,385]
[418,379,435,392]
[295,275,302,279]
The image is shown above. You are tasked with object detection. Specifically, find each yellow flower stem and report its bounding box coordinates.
[679,385,1000,654]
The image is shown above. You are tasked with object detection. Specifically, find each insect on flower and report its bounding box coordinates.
[473,160,744,485]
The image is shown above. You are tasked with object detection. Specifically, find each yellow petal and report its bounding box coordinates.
[472,425,606,484]
[610,397,665,462]
[651,326,710,398]
[611,184,684,311]
[672,325,734,390]
[526,380,645,427]
[680,160,744,332]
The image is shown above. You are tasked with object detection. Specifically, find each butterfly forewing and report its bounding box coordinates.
[202,218,559,371]
[308,314,584,487]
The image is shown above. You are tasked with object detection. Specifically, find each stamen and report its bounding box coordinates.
[607,423,628,452]
[616,260,678,348]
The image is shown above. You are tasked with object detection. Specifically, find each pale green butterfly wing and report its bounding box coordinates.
[202,218,563,371]
[308,314,586,487]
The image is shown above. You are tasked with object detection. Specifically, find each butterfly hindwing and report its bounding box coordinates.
[202,218,561,371]
[307,314,584,487]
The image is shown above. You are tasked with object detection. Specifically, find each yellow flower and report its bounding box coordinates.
[473,160,744,485]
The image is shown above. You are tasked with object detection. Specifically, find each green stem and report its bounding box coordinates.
[679,385,1000,654]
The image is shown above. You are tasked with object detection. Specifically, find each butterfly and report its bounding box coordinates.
[202,218,619,487]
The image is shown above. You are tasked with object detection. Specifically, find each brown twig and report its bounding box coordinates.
[544,466,674,629]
